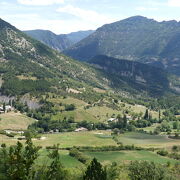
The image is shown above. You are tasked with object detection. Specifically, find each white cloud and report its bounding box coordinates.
[135,6,158,11]
[0,13,97,34]
[17,0,64,6]
[168,0,180,7]
[57,5,115,24]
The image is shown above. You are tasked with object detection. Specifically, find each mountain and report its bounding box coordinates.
[0,18,110,97]
[89,55,169,96]
[24,30,72,51]
[0,18,178,98]
[64,30,95,44]
[24,30,94,52]
[64,16,180,76]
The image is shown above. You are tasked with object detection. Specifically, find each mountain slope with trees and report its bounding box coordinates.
[64,16,180,76]
[0,17,179,98]
[24,29,94,52]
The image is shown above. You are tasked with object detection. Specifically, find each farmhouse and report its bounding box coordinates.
[107,118,118,122]
[4,130,24,134]
[0,105,13,113]
[126,115,132,121]
[75,127,88,132]
[0,107,4,113]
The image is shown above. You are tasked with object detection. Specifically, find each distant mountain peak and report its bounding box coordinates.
[24,29,94,51]
[64,16,180,76]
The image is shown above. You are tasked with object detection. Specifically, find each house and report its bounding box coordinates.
[5,105,13,111]
[0,105,13,113]
[107,118,118,123]
[0,107,4,113]
[126,115,132,120]
[75,127,88,132]
[4,130,24,134]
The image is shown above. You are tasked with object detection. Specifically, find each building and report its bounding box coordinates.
[75,127,88,132]
[107,118,118,123]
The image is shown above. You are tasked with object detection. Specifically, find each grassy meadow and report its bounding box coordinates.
[85,150,178,165]
[117,132,179,148]
[0,112,35,130]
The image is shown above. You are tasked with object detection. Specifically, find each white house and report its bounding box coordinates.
[75,127,88,132]
[107,118,118,123]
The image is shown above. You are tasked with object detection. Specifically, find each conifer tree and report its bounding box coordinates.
[83,158,107,180]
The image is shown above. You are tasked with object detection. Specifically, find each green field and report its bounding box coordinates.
[33,131,116,148]
[37,149,179,167]
[1,130,179,167]
[0,112,35,130]
[1,131,179,149]
[0,131,116,147]
[36,149,83,168]
[117,132,180,148]
[85,150,178,165]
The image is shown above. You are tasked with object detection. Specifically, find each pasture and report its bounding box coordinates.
[85,150,179,165]
[0,112,35,130]
[33,131,116,148]
[117,132,180,148]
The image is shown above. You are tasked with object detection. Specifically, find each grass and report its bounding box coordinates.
[139,123,160,132]
[36,149,83,168]
[32,131,116,148]
[52,109,98,122]
[117,132,180,148]
[85,106,120,122]
[48,96,160,123]
[0,131,116,148]
[49,97,87,108]
[1,130,179,167]
[0,112,35,130]
[124,103,159,119]
[85,150,179,165]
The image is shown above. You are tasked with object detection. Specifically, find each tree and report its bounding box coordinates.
[3,102,6,113]
[122,114,127,129]
[144,109,149,120]
[129,161,170,180]
[106,162,119,180]
[172,145,179,152]
[0,138,41,180]
[83,158,107,180]
[173,121,179,130]
[46,145,69,180]
[158,110,161,121]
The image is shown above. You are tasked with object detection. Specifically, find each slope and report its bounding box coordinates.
[24,29,94,52]
[64,16,180,76]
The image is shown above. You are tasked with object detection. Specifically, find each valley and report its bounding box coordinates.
[0,13,179,180]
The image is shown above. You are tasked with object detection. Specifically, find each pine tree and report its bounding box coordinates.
[159,110,161,121]
[3,102,6,113]
[83,158,107,180]
[46,145,68,180]
[123,114,127,128]
[1,138,40,180]
[144,109,149,120]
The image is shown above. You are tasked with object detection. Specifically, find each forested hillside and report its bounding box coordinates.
[0,18,174,98]
[24,29,94,52]
[64,16,180,76]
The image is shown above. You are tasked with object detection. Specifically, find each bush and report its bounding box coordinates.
[69,148,90,164]
[65,104,75,111]
[157,150,168,156]
[129,161,172,180]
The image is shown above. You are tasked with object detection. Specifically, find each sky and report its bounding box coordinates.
[0,0,180,34]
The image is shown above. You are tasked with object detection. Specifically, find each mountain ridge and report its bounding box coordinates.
[24,29,94,52]
[64,16,180,76]
[0,18,178,98]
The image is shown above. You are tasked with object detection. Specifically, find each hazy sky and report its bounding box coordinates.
[0,0,180,34]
